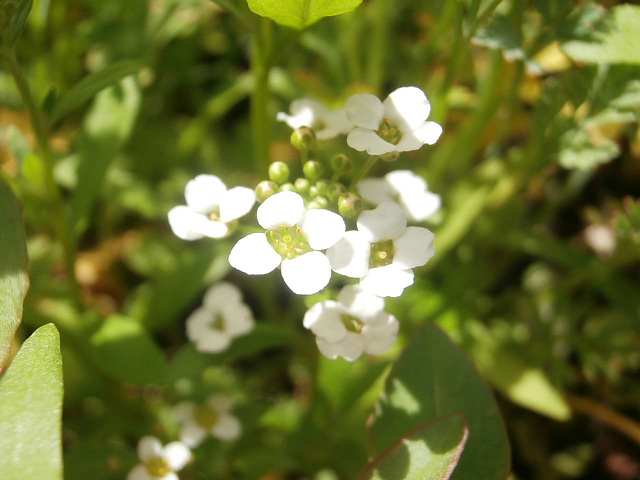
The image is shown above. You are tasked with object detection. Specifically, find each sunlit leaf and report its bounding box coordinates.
[246,0,363,29]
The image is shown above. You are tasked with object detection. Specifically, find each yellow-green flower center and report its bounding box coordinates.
[209,313,225,331]
[377,119,402,145]
[195,405,219,429]
[341,314,363,333]
[266,225,313,260]
[370,240,394,268]
[145,456,172,477]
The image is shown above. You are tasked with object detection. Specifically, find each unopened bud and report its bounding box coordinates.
[255,180,278,203]
[294,177,311,195]
[380,151,400,162]
[327,182,346,203]
[303,160,324,181]
[268,161,290,184]
[291,126,316,152]
[338,193,363,218]
[308,196,329,210]
[279,182,295,192]
[330,154,352,175]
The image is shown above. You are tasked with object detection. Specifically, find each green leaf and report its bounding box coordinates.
[472,15,525,62]
[246,0,363,30]
[563,5,640,64]
[50,60,142,125]
[70,76,141,235]
[0,176,29,370]
[359,414,469,480]
[558,127,619,171]
[369,324,510,480]
[87,315,167,385]
[0,324,63,480]
[0,0,33,47]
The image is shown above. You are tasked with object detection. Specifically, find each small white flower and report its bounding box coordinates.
[173,395,242,448]
[345,87,443,155]
[326,202,435,297]
[186,282,254,353]
[228,191,345,295]
[168,174,255,240]
[358,170,441,222]
[303,285,398,361]
[277,98,353,140]
[127,436,191,480]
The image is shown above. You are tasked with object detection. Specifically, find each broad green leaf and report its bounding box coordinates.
[0,176,29,370]
[246,0,363,30]
[0,324,63,480]
[0,0,33,47]
[359,414,469,480]
[369,324,510,480]
[70,76,141,235]
[558,127,619,171]
[87,315,167,385]
[563,5,640,64]
[50,60,142,125]
[472,15,525,62]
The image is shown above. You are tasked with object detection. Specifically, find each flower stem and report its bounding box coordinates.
[250,17,273,174]
[367,0,390,93]
[349,155,378,190]
[2,47,81,302]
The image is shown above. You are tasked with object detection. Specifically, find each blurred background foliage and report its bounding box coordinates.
[1,0,640,479]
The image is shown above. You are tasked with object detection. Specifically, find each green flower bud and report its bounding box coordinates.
[268,161,290,184]
[338,193,363,219]
[308,196,329,210]
[294,177,311,195]
[279,182,296,192]
[290,126,316,152]
[303,160,324,181]
[315,179,330,195]
[380,151,400,162]
[255,180,278,203]
[330,154,352,175]
[327,182,346,203]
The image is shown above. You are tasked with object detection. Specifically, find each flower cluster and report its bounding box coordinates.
[173,395,242,447]
[128,437,191,480]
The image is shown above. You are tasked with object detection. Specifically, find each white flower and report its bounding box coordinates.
[186,282,254,353]
[326,202,435,297]
[127,436,191,480]
[168,174,255,240]
[173,395,242,448]
[277,98,353,140]
[303,285,398,361]
[228,191,345,295]
[345,87,443,155]
[358,170,441,222]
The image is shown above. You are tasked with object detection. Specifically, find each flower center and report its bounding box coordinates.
[145,456,172,477]
[209,312,225,331]
[341,314,363,333]
[370,240,394,268]
[208,209,221,221]
[194,405,219,429]
[266,225,313,260]
[377,118,402,145]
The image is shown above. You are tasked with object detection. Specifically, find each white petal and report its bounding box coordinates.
[161,474,179,480]
[164,441,191,471]
[383,87,431,131]
[281,252,332,295]
[360,265,414,297]
[212,413,242,441]
[179,421,208,448]
[203,282,243,310]
[138,436,163,461]
[276,98,326,129]
[325,231,371,278]
[357,178,396,206]
[393,227,436,269]
[229,233,282,275]
[337,284,386,323]
[413,121,443,145]
[207,394,234,412]
[221,303,254,336]
[219,186,255,223]
[185,175,227,215]
[193,330,231,353]
[172,402,195,423]
[298,209,345,250]
[303,300,348,343]
[168,206,228,240]
[362,315,399,355]
[345,93,384,129]
[316,108,353,139]
[257,191,305,229]
[127,464,152,480]
[347,128,396,155]
[357,202,407,243]
[400,191,441,222]
[384,170,427,195]
[185,308,212,338]
[395,131,426,152]
[316,332,365,361]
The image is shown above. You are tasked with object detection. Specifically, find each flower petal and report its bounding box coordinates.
[316,332,365,361]
[413,121,443,145]
[393,226,436,269]
[203,282,243,310]
[360,265,414,297]
[384,170,427,195]
[185,175,227,215]
[164,441,191,471]
[127,464,152,480]
[194,330,231,353]
[383,87,431,131]
[221,303,254,336]
[303,300,347,343]
[276,98,326,129]
[229,233,282,275]
[207,394,234,412]
[400,191,441,222]
[337,284,386,323]
[172,402,195,423]
[257,191,305,229]
[281,252,332,295]
[168,206,228,240]
[298,209,345,250]
[326,231,371,278]
[316,108,353,139]
[357,202,407,243]
[347,128,396,155]
[345,93,384,129]
[357,178,395,205]
[362,315,399,355]
[138,436,163,461]
[219,186,255,223]
[179,421,208,448]
[212,413,242,441]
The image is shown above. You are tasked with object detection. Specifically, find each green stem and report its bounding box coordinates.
[349,155,379,190]
[2,47,81,302]
[367,0,390,93]
[250,17,273,174]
